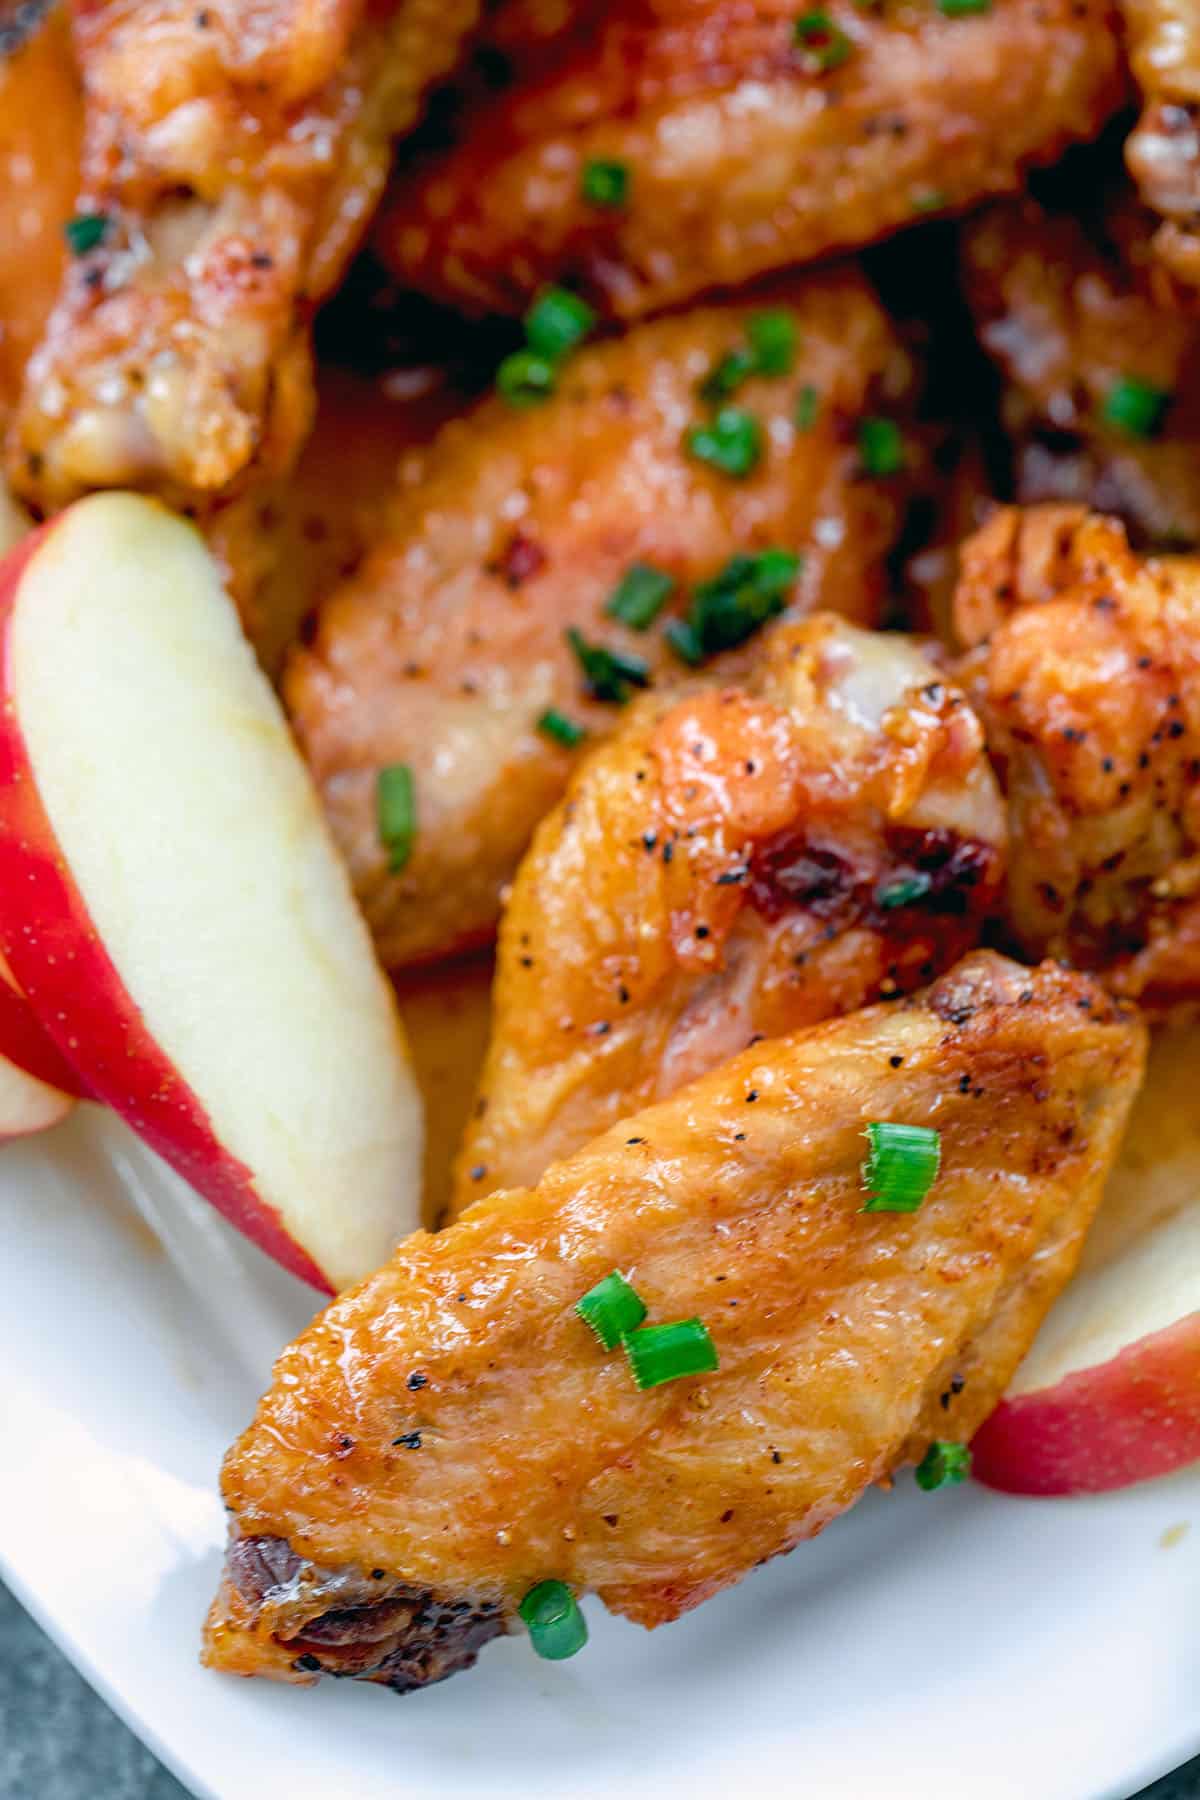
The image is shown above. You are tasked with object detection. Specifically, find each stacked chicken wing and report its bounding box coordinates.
[3,0,1198,1696]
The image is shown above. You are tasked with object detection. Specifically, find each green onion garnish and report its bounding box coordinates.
[623,1318,719,1389]
[376,763,416,873]
[858,416,906,477]
[937,0,990,14]
[862,1121,941,1213]
[748,310,797,375]
[793,10,853,68]
[605,562,675,630]
[64,212,109,256]
[581,159,629,208]
[701,311,797,403]
[525,287,597,362]
[497,349,557,407]
[519,1580,589,1660]
[700,347,757,404]
[911,188,947,213]
[576,1270,648,1350]
[666,549,800,665]
[915,1441,971,1490]
[795,384,820,431]
[537,708,586,748]
[686,407,763,478]
[566,627,650,704]
[875,871,933,910]
[1102,377,1169,441]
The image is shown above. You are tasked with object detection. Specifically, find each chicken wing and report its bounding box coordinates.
[374,0,1125,322]
[954,505,1200,1005]
[1122,0,1200,292]
[5,0,482,534]
[204,951,1145,1692]
[452,615,1005,1213]
[962,192,1200,549]
[285,270,918,968]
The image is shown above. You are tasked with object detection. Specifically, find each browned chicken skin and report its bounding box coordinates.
[374,0,1125,321]
[205,952,1145,1692]
[452,615,1005,1213]
[286,271,917,968]
[1122,0,1200,292]
[5,0,481,546]
[962,193,1200,549]
[955,505,1200,1005]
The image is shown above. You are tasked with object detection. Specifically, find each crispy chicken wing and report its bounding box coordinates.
[452,616,1005,1213]
[5,0,481,533]
[204,952,1145,1692]
[286,271,917,968]
[1122,0,1200,292]
[962,193,1200,549]
[374,0,1125,322]
[955,505,1200,1004]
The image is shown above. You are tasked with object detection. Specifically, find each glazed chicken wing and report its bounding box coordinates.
[286,271,918,968]
[962,193,1200,550]
[205,952,1145,1692]
[1122,0,1200,292]
[955,505,1200,1004]
[5,0,481,536]
[452,615,1005,1213]
[374,0,1125,322]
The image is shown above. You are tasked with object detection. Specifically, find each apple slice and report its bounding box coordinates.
[0,493,423,1292]
[0,950,77,1138]
[0,950,87,1099]
[972,1017,1200,1494]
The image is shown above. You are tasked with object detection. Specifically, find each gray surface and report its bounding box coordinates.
[0,1575,1197,1799]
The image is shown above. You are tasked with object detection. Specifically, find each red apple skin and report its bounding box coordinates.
[0,951,88,1098]
[0,520,332,1293]
[972,1311,1200,1495]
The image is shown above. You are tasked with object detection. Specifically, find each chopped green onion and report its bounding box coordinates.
[700,347,757,404]
[623,1318,719,1389]
[875,870,933,910]
[862,1121,941,1213]
[793,11,853,68]
[605,562,675,630]
[686,407,763,478]
[937,0,990,14]
[915,1440,971,1490]
[858,415,906,477]
[64,212,109,256]
[497,349,557,407]
[795,384,820,431]
[537,708,586,748]
[1102,377,1169,441]
[581,159,629,208]
[376,763,416,874]
[663,618,703,666]
[519,1580,589,1660]
[667,549,800,665]
[748,310,797,376]
[525,287,597,361]
[566,627,650,703]
[911,187,947,213]
[576,1270,647,1350]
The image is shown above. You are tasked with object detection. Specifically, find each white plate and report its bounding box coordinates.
[1,1103,1197,1800]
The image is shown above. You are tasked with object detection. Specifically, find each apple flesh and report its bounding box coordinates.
[0,494,423,1291]
[973,1017,1200,1494]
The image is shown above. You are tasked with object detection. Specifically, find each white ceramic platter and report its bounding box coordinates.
[0,1103,1197,1800]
